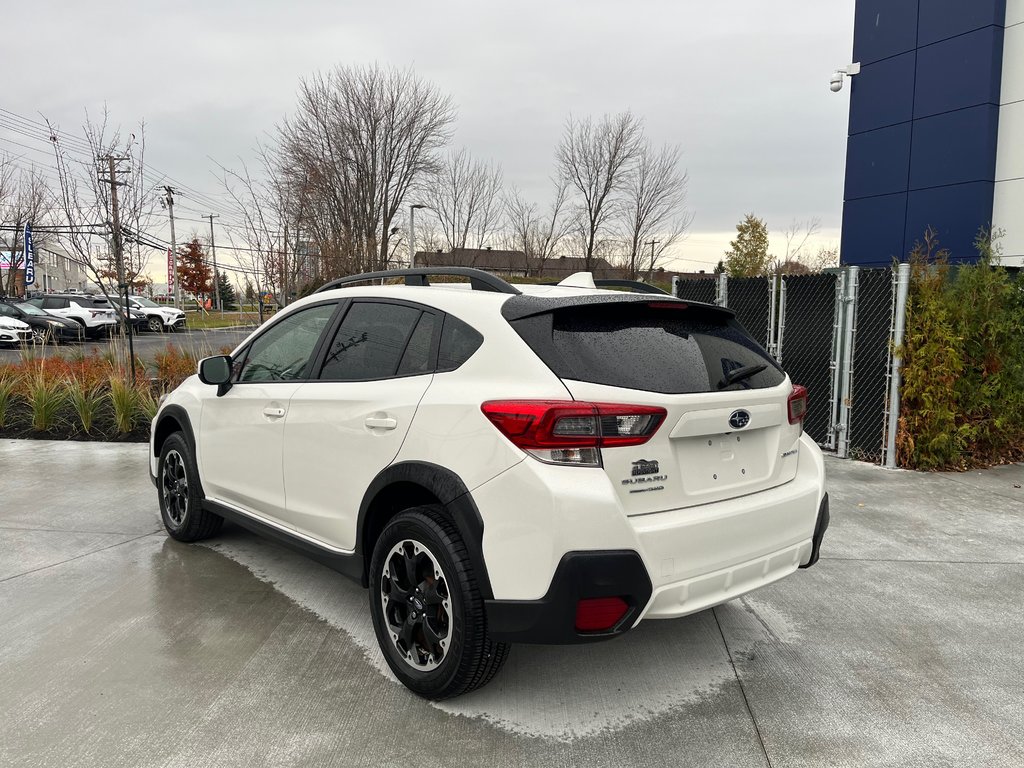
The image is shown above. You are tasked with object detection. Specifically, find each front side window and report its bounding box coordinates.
[237,303,337,383]
[320,302,425,381]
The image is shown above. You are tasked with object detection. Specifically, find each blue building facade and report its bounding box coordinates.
[841,0,1021,266]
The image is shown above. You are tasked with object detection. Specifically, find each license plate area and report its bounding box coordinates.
[675,428,776,500]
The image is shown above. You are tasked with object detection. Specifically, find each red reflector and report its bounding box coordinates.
[575,597,630,632]
[788,384,808,424]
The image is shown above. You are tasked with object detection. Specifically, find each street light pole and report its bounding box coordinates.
[409,204,426,269]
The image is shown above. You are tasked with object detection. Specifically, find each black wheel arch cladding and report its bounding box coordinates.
[358,462,493,599]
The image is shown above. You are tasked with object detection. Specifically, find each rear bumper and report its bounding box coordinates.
[486,551,652,644]
[472,434,827,643]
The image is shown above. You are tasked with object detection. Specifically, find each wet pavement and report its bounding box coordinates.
[1,440,1022,767]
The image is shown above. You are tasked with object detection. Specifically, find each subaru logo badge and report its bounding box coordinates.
[729,410,751,430]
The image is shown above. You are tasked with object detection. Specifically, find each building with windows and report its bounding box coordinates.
[1,241,88,297]
[841,0,1022,266]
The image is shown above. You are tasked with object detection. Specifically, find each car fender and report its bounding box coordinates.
[357,461,492,598]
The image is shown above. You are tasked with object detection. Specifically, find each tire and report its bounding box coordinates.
[157,432,223,542]
[147,316,163,333]
[369,505,509,700]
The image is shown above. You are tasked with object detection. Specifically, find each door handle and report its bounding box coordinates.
[262,407,286,419]
[365,416,398,430]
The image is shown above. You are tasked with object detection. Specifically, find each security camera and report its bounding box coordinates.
[830,72,844,92]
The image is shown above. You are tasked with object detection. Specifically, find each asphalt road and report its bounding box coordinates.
[0,326,255,366]
[1,445,1022,767]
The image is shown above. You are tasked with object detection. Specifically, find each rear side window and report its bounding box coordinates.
[512,303,784,394]
[397,312,436,376]
[437,315,483,372]
[320,302,424,381]
[42,297,67,309]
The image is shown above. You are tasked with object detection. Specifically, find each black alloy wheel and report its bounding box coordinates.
[157,433,222,542]
[368,505,509,700]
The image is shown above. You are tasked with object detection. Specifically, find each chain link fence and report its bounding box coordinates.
[670,267,904,466]
[673,276,718,305]
[844,268,896,463]
[725,276,772,350]
[777,273,841,449]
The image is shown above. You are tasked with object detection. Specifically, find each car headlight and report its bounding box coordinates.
[46,320,63,327]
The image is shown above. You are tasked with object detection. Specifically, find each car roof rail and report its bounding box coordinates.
[315,267,522,295]
[538,278,669,295]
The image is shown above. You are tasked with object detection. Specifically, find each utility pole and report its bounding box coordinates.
[205,214,219,311]
[99,155,135,384]
[163,186,180,309]
[645,238,660,282]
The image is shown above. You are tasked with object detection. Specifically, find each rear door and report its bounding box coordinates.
[508,299,803,516]
[281,300,437,550]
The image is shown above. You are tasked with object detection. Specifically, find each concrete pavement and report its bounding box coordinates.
[1,441,1022,767]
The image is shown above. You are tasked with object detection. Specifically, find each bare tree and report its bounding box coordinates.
[46,112,155,302]
[619,142,692,279]
[425,148,505,253]
[772,218,821,272]
[275,63,456,275]
[503,178,570,275]
[219,147,304,302]
[0,156,50,296]
[555,111,644,271]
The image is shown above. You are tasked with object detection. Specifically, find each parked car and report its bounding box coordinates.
[25,294,118,338]
[113,301,149,334]
[0,299,85,343]
[111,295,187,332]
[0,314,32,346]
[150,268,829,700]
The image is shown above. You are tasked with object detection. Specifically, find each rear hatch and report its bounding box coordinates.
[81,297,117,322]
[504,295,804,516]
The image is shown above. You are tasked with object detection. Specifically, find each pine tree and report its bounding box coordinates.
[217,271,238,310]
[724,214,771,277]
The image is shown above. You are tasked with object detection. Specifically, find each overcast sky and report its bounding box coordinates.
[3,0,855,274]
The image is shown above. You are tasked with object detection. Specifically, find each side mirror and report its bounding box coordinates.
[198,355,233,396]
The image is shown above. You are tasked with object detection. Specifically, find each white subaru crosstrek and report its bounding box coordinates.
[150,268,828,699]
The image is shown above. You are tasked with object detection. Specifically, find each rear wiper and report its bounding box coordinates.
[717,363,767,389]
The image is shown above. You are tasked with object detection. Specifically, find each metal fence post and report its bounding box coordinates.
[835,266,859,459]
[883,263,912,469]
[776,277,787,364]
[767,274,778,355]
[717,272,728,307]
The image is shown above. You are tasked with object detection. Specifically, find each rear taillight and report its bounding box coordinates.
[480,400,666,467]
[788,385,808,426]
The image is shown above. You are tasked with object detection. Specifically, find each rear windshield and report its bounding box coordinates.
[511,303,784,394]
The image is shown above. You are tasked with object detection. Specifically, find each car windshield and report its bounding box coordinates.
[14,302,47,316]
[132,297,160,308]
